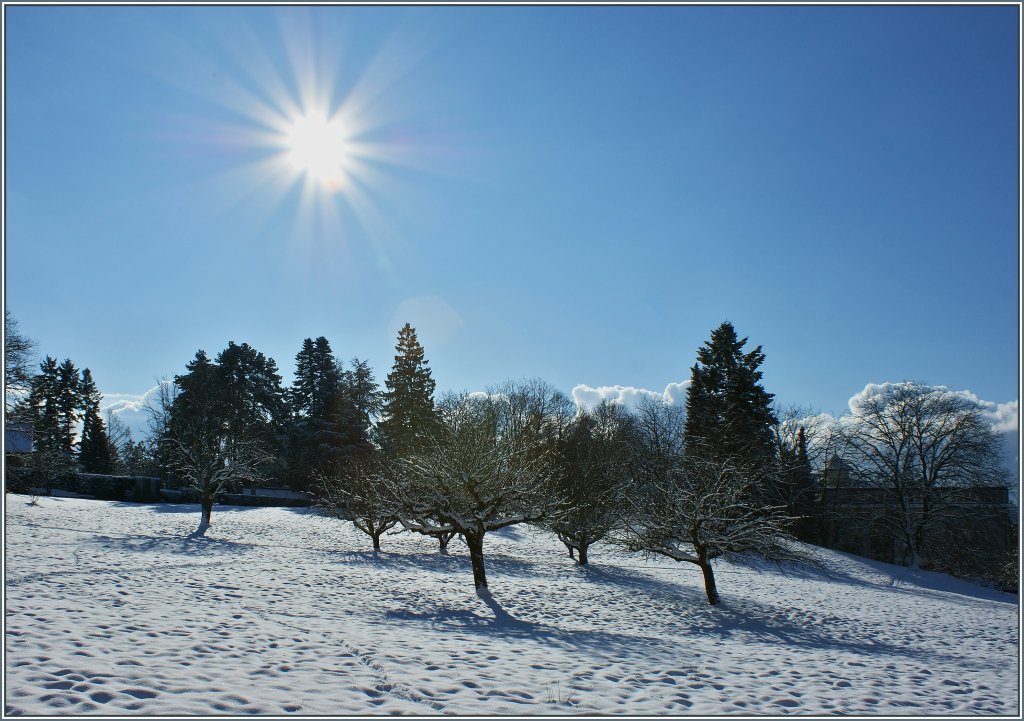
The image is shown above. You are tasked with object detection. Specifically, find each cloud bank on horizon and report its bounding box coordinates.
[571,381,691,411]
[102,380,1018,479]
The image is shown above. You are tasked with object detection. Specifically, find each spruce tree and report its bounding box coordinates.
[378,323,440,458]
[287,337,369,488]
[27,357,79,483]
[78,368,113,474]
[54,358,82,457]
[684,321,777,476]
[29,357,61,454]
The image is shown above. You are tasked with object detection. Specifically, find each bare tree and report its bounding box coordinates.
[391,385,559,590]
[5,310,36,416]
[629,396,686,495]
[545,400,634,565]
[838,382,1009,569]
[317,454,400,552]
[620,449,799,605]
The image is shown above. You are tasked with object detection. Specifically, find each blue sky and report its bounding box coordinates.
[4,5,1019,436]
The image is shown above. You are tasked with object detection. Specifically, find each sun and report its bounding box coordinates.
[284,113,350,188]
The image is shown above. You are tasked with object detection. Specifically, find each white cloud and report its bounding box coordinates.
[846,382,1018,434]
[100,382,174,441]
[571,381,690,412]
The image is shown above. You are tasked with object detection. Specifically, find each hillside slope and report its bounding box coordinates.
[4,495,1019,715]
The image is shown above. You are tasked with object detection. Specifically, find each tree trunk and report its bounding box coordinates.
[195,495,213,536]
[697,556,720,605]
[437,531,455,554]
[465,531,488,589]
[372,529,382,552]
[577,543,589,566]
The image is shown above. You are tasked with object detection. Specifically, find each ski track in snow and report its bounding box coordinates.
[4,495,1019,715]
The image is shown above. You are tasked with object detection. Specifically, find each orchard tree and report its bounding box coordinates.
[317,453,400,552]
[392,384,560,590]
[621,438,798,605]
[546,400,634,565]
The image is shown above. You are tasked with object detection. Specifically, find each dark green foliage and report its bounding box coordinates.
[26,356,80,481]
[163,348,276,532]
[286,338,375,489]
[378,324,441,458]
[290,337,341,421]
[29,357,62,457]
[54,359,82,457]
[341,357,383,436]
[684,321,777,484]
[78,369,113,474]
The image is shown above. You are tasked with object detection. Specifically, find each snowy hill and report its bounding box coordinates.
[4,496,1019,716]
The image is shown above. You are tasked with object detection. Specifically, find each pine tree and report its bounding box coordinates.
[378,324,440,458]
[78,368,113,474]
[684,321,777,474]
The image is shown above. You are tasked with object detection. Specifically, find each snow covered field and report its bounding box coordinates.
[4,495,1019,716]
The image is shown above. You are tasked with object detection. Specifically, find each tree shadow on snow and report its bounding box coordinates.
[88,532,260,557]
[107,502,276,516]
[383,587,670,662]
[334,549,544,581]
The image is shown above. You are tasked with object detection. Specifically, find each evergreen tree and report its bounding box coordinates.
[291,337,342,420]
[27,357,79,483]
[378,324,440,458]
[287,337,369,488]
[54,358,82,457]
[684,321,777,478]
[341,357,383,437]
[163,349,272,533]
[78,368,113,474]
[29,357,62,456]
[216,341,287,467]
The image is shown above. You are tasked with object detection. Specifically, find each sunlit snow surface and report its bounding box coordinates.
[4,495,1019,715]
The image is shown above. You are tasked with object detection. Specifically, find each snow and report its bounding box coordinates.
[4,495,1019,716]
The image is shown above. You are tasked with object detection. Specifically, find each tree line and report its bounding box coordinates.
[5,311,1015,601]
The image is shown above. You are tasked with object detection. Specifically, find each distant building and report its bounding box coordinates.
[817,458,1013,577]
